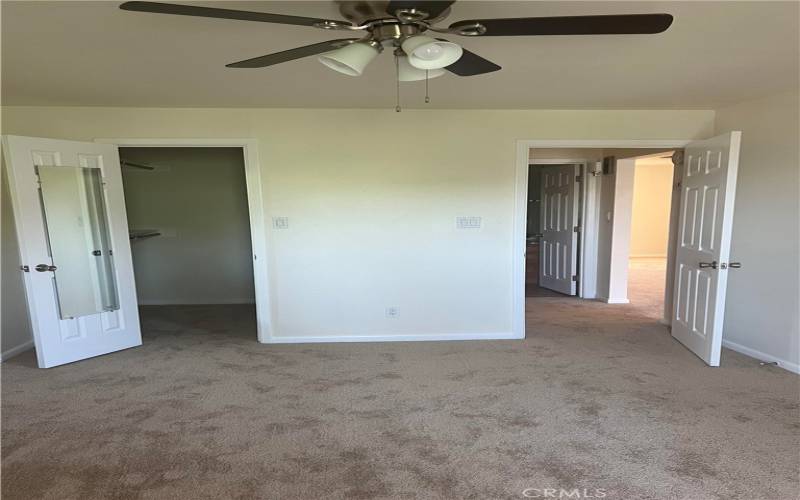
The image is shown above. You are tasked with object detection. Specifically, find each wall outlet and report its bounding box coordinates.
[272,217,289,229]
[456,216,481,229]
[385,307,399,318]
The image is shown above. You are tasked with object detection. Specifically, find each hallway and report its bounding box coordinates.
[526,257,668,321]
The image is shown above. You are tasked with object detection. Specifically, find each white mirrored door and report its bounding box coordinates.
[3,135,141,368]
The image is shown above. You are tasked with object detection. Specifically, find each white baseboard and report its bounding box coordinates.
[722,339,800,375]
[597,297,630,304]
[137,299,256,306]
[264,331,522,344]
[1,340,34,362]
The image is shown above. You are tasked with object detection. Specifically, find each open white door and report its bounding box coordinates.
[3,135,141,368]
[539,164,579,295]
[671,131,741,366]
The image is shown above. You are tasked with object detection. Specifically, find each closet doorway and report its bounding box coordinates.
[119,146,258,342]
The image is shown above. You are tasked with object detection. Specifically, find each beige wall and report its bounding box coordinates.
[120,147,254,305]
[630,158,674,257]
[0,107,713,349]
[714,89,800,371]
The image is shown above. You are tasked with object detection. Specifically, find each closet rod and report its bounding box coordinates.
[129,231,161,241]
[121,160,155,171]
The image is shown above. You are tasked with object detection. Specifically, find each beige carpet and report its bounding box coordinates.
[2,261,798,499]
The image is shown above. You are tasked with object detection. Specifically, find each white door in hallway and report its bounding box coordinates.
[539,164,579,295]
[671,131,741,366]
[3,136,141,368]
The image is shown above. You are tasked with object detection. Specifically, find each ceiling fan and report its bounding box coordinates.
[120,1,672,107]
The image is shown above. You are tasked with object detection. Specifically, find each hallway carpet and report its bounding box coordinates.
[2,263,798,499]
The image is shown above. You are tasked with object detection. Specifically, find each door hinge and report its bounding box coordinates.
[572,275,578,282]
[20,265,29,272]
[573,225,581,233]
[576,174,583,182]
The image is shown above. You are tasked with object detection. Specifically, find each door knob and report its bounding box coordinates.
[35,264,57,272]
[698,261,718,269]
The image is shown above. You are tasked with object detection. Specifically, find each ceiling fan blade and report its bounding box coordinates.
[443,45,501,76]
[120,1,350,27]
[226,39,359,68]
[450,13,673,36]
[386,1,455,20]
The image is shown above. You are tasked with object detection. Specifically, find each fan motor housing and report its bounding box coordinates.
[371,22,422,42]
[336,1,450,26]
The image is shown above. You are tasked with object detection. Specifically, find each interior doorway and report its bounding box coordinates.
[119,147,256,340]
[522,146,681,320]
[628,155,675,320]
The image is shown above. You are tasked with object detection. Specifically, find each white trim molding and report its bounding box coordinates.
[94,138,273,343]
[268,332,519,344]
[722,339,800,375]
[600,298,630,305]
[1,340,34,362]
[521,139,691,149]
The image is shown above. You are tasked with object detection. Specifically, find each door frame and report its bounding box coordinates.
[514,140,690,338]
[95,138,273,343]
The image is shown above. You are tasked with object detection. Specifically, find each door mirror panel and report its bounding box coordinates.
[37,165,120,319]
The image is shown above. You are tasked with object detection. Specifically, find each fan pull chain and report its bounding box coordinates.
[395,55,401,113]
[425,70,430,104]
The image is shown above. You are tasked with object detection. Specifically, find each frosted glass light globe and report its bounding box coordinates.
[401,36,463,70]
[318,42,379,76]
[415,43,443,61]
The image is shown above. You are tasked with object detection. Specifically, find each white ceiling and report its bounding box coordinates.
[2,1,798,109]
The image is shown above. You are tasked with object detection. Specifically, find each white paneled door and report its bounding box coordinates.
[671,132,741,366]
[3,136,141,368]
[539,164,579,295]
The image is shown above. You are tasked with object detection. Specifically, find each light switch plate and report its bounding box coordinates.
[456,216,482,229]
[272,217,289,229]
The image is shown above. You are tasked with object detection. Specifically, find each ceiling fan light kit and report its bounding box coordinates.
[401,36,463,70]
[397,56,445,82]
[318,41,381,76]
[120,1,674,109]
